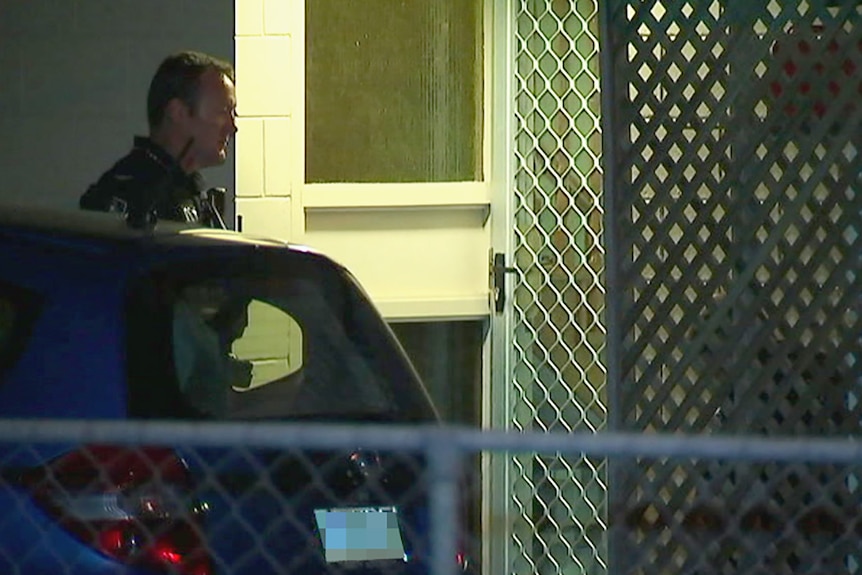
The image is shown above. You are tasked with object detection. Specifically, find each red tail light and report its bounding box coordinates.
[23,446,212,575]
[456,550,469,571]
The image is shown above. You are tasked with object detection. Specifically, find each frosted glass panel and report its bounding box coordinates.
[306,0,483,183]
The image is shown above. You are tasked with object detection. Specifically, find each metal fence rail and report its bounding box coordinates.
[2,420,862,574]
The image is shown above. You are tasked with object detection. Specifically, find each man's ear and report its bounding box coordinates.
[165,98,192,125]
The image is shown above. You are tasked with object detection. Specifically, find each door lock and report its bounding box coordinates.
[490,252,517,313]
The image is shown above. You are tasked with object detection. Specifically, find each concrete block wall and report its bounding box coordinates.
[0,1,234,208]
[233,0,298,241]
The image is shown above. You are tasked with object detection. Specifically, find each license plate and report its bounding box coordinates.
[313,506,406,563]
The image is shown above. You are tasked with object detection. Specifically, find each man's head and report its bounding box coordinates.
[147,51,238,172]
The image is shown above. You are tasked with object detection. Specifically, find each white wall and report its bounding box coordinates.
[233,0,297,241]
[0,1,234,209]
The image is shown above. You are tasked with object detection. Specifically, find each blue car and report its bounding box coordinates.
[0,206,469,574]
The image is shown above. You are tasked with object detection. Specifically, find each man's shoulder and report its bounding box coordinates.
[105,145,170,183]
[79,138,209,225]
[80,145,166,212]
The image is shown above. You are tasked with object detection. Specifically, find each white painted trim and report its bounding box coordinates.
[303,182,490,209]
[290,0,307,238]
[377,296,490,322]
[485,2,516,575]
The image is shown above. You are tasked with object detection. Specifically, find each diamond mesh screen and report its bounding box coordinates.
[511,1,607,574]
[602,1,862,573]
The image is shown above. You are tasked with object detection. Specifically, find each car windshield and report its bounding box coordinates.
[126,249,437,423]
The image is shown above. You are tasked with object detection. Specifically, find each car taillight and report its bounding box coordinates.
[22,446,212,575]
[456,550,469,571]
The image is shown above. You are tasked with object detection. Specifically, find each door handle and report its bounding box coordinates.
[491,252,517,313]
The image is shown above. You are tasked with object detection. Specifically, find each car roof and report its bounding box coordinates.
[0,203,292,251]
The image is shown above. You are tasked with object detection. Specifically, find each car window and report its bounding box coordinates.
[230,300,303,390]
[126,250,437,423]
[0,282,41,378]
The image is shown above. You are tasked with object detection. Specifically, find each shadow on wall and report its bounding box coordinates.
[0,0,234,209]
[389,320,484,426]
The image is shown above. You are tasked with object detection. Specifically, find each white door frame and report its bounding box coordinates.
[484,1,517,574]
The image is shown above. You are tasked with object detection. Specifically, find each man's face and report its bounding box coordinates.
[185,69,237,170]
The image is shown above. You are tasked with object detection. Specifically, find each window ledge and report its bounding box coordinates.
[302,182,489,210]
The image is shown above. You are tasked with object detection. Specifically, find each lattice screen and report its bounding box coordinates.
[511,1,607,574]
[602,1,862,573]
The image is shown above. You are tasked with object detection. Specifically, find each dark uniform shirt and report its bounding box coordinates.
[80,137,220,228]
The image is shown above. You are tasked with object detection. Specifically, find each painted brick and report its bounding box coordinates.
[235,117,265,197]
[263,0,293,36]
[237,197,292,240]
[235,0,264,36]
[235,35,292,117]
[264,117,292,197]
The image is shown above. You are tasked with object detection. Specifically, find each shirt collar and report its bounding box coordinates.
[133,136,181,173]
[133,136,204,194]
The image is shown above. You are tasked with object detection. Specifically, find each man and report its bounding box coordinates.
[80,51,237,228]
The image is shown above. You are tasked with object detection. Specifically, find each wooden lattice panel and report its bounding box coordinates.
[605,1,862,573]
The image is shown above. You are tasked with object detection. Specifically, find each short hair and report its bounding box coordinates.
[147,51,235,129]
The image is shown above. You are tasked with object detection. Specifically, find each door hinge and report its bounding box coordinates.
[490,252,517,314]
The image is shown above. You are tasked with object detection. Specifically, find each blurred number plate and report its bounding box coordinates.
[314,506,405,563]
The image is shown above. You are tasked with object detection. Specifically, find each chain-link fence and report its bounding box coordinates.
[2,419,862,575]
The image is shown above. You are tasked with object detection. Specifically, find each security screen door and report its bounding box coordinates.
[500,2,608,575]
